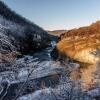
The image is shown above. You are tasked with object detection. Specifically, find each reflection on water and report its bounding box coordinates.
[70,62,100,91]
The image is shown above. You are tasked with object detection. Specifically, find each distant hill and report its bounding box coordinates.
[48,30,67,36]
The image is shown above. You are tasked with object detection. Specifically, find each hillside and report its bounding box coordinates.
[0,1,44,29]
[60,21,100,40]
[0,1,50,54]
[53,21,100,64]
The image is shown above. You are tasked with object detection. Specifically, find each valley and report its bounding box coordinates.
[0,1,100,100]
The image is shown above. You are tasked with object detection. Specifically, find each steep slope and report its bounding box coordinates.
[0,1,50,54]
[53,21,100,64]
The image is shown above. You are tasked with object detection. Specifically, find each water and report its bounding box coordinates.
[47,41,100,91]
[51,41,56,48]
[16,40,100,92]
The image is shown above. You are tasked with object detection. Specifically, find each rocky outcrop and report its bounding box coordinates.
[87,88,100,99]
[0,1,51,54]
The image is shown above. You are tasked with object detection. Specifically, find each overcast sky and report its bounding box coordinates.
[2,0,100,30]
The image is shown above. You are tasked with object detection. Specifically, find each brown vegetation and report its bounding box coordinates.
[0,51,21,63]
[60,21,100,39]
[56,21,100,64]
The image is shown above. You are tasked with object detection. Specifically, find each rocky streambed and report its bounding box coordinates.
[0,40,100,100]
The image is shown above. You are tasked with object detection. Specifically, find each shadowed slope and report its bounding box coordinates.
[0,1,51,54]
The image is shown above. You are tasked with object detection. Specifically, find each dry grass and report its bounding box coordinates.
[0,51,21,63]
[56,21,100,64]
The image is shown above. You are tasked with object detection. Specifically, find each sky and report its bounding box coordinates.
[2,0,100,30]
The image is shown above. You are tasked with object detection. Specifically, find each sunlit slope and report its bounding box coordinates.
[56,22,100,64]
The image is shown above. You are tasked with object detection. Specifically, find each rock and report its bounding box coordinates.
[87,88,100,99]
[18,88,56,100]
[0,55,65,100]
[51,47,59,60]
[18,82,92,100]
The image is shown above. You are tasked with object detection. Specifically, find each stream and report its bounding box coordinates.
[32,40,100,91]
[31,40,100,91]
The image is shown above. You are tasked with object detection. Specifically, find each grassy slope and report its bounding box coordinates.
[56,21,100,64]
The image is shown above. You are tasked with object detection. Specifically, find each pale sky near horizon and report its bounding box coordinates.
[2,0,100,30]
